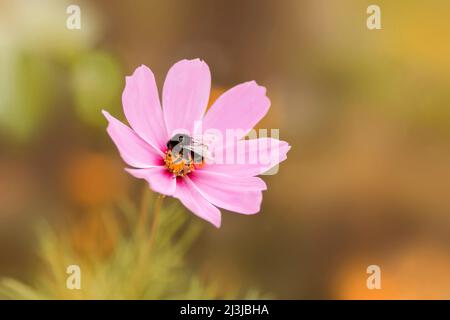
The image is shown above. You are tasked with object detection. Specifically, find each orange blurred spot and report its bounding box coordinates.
[333,242,450,299]
[62,151,128,207]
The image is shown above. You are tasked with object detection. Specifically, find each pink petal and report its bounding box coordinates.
[125,167,176,196]
[190,171,267,214]
[102,110,163,168]
[122,65,168,152]
[174,177,221,228]
[202,81,270,139]
[204,138,291,177]
[162,59,211,137]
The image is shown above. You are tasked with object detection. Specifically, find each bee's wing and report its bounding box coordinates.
[183,145,205,154]
[189,135,216,162]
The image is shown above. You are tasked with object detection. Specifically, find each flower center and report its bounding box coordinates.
[164,134,205,177]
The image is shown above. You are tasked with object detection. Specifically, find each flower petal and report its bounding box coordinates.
[125,167,176,196]
[162,59,211,137]
[190,171,266,214]
[174,177,221,228]
[204,138,291,177]
[202,81,270,139]
[122,65,168,152]
[102,110,162,168]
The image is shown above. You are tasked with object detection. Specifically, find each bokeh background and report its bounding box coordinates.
[0,0,450,299]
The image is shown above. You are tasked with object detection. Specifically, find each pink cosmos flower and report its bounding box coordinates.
[103,59,290,227]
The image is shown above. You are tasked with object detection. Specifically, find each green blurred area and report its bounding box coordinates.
[0,0,449,299]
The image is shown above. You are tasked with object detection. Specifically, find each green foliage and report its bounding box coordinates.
[71,51,123,128]
[0,1,113,142]
[0,51,55,142]
[0,194,268,300]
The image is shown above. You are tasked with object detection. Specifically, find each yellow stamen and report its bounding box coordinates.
[164,150,198,177]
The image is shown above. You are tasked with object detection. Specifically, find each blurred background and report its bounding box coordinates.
[0,0,449,299]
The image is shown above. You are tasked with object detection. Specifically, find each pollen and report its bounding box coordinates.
[164,149,197,177]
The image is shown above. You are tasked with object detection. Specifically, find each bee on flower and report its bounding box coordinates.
[103,59,290,227]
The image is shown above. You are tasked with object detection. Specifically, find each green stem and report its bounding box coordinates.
[148,194,164,250]
[138,186,151,235]
[130,192,164,297]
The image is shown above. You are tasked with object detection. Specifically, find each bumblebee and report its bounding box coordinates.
[164,134,205,177]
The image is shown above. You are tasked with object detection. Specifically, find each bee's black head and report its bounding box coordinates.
[166,133,192,150]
